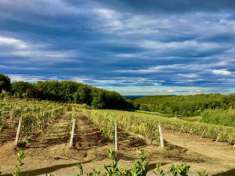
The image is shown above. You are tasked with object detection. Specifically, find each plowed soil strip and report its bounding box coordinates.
[74,115,110,149]
[25,115,71,148]
[74,115,146,150]
[0,119,17,145]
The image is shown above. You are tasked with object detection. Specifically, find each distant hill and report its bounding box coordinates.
[125,95,144,99]
[132,94,235,116]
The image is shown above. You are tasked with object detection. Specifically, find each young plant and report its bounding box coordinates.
[125,150,149,176]
[154,164,166,176]
[104,149,122,176]
[75,149,150,176]
[12,149,25,176]
[170,164,190,176]
[76,163,101,176]
[197,170,208,176]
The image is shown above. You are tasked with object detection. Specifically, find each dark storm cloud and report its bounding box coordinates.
[94,0,235,14]
[0,0,235,95]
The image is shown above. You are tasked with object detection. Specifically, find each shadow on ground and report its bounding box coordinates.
[1,160,93,176]
[213,168,235,176]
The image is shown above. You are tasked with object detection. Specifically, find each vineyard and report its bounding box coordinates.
[81,109,235,145]
[0,98,235,175]
[0,98,66,145]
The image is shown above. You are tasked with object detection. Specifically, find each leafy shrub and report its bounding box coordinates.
[76,149,149,176]
[154,164,208,176]
[170,164,190,176]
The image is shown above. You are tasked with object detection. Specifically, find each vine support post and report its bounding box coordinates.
[158,124,164,148]
[114,121,118,152]
[69,118,76,148]
[15,116,22,146]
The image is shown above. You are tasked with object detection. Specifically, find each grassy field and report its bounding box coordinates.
[201,108,235,127]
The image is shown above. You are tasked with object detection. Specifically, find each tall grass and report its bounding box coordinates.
[201,108,235,127]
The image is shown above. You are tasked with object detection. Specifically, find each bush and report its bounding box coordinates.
[0,74,11,93]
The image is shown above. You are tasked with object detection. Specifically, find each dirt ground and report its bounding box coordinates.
[0,116,234,176]
[163,130,235,176]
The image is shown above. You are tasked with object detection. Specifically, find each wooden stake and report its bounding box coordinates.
[15,117,22,146]
[114,121,118,152]
[69,118,76,148]
[158,124,164,148]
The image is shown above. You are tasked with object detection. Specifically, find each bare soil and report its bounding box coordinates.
[163,130,235,176]
[0,118,17,145]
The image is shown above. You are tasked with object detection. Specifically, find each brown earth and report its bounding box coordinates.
[162,130,235,176]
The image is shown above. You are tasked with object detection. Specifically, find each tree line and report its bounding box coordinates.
[0,74,133,110]
[133,94,235,116]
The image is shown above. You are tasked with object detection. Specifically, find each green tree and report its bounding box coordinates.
[91,90,106,108]
[11,81,36,98]
[73,85,92,104]
[0,74,11,93]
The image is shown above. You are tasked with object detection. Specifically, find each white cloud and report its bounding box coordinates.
[115,53,139,58]
[8,74,65,82]
[212,69,232,76]
[0,0,79,16]
[105,85,214,96]
[166,89,175,93]
[94,8,123,30]
[140,40,221,52]
[11,50,77,61]
[178,73,199,79]
[9,74,44,82]
[0,35,28,49]
[118,64,184,73]
[71,77,90,83]
[0,34,77,63]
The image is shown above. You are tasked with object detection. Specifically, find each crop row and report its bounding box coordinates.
[80,109,160,144]
[81,109,235,145]
[0,98,66,134]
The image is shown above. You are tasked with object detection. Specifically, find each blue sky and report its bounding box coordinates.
[0,0,235,95]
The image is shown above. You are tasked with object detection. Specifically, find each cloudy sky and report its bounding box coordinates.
[0,0,235,95]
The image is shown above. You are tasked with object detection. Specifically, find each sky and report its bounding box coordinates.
[0,0,235,95]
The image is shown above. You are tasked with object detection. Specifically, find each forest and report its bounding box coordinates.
[0,74,133,110]
[133,94,235,116]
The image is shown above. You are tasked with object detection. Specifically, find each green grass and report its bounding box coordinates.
[135,110,173,117]
[180,116,201,122]
[201,108,235,127]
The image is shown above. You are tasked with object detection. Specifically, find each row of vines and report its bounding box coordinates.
[80,109,235,145]
[0,98,66,136]
[1,97,234,146]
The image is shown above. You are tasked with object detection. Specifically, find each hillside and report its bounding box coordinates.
[0,74,133,110]
[133,94,235,116]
